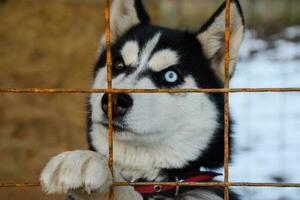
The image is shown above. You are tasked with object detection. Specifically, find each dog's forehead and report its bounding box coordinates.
[103,25,219,89]
[119,30,182,72]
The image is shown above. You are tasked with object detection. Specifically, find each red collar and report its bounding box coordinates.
[134,171,220,197]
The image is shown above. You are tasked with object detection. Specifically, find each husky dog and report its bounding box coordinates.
[40,0,244,199]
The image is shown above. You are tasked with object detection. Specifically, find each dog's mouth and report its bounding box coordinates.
[100,121,131,132]
[98,120,164,140]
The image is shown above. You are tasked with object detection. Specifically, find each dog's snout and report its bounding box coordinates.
[101,93,133,117]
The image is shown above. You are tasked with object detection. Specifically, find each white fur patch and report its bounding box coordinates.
[90,67,107,123]
[90,76,219,170]
[121,41,140,66]
[136,33,161,73]
[148,49,179,71]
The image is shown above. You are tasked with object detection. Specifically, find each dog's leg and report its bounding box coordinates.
[40,150,143,200]
[40,150,112,199]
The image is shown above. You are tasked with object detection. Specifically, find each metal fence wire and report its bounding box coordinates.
[0,0,300,200]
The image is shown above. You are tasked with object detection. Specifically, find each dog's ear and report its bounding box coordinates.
[109,0,150,41]
[98,0,150,54]
[196,0,244,82]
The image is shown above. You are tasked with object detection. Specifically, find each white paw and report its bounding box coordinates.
[40,150,111,195]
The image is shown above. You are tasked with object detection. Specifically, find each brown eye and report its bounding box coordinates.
[113,58,126,71]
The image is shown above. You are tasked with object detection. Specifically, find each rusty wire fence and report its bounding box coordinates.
[0,0,300,199]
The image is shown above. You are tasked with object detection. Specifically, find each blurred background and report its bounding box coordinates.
[0,0,299,199]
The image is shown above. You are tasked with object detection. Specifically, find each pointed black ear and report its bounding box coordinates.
[108,0,150,41]
[196,0,244,82]
[98,0,150,54]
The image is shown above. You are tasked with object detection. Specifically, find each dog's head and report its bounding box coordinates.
[89,0,244,169]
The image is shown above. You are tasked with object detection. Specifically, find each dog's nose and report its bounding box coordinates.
[101,93,133,118]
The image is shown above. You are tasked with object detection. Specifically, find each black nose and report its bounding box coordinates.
[101,93,133,118]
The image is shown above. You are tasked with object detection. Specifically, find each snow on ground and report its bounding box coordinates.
[227,27,300,200]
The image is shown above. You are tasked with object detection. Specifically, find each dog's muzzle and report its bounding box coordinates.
[101,93,133,118]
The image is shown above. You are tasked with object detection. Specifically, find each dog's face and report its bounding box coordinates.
[89,0,244,169]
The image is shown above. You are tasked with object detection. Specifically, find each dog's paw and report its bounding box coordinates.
[40,150,111,195]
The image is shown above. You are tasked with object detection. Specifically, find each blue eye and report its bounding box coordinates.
[164,70,178,83]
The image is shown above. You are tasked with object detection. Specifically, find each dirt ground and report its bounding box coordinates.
[0,0,102,199]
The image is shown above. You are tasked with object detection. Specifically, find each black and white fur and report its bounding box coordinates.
[40,0,244,199]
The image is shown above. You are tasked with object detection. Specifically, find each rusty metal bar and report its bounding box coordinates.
[113,182,300,188]
[0,88,300,94]
[0,183,40,187]
[109,185,114,200]
[105,0,113,176]
[2,182,300,188]
[104,0,114,199]
[224,0,231,199]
